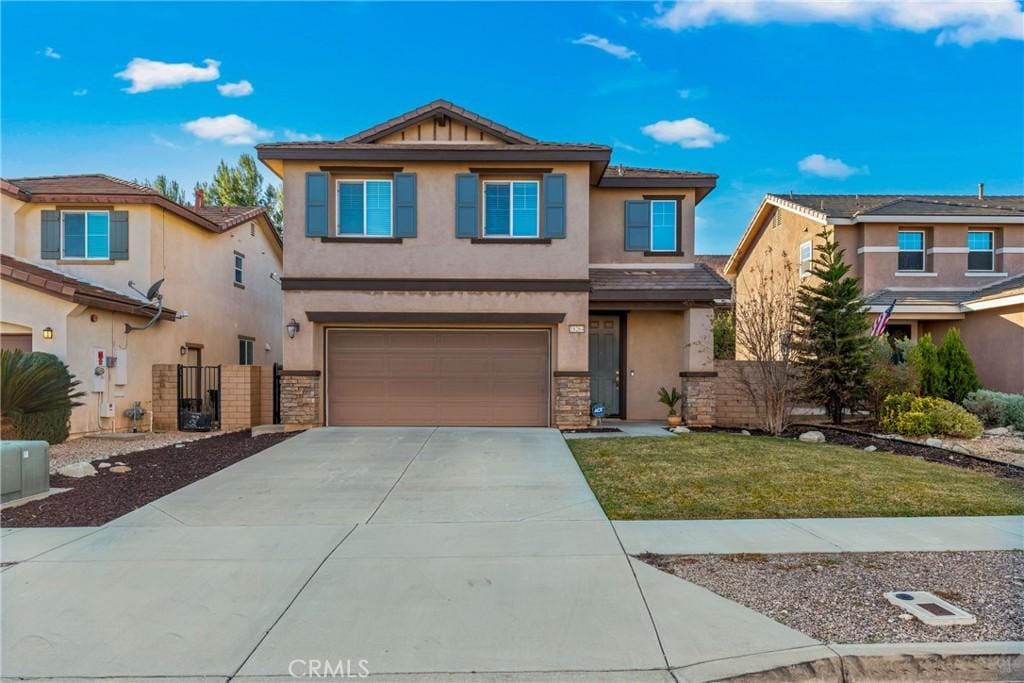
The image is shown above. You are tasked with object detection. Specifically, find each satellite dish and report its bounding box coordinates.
[145,278,165,301]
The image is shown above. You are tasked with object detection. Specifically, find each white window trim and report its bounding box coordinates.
[799,240,813,278]
[238,337,254,365]
[897,230,926,272]
[60,209,110,260]
[482,180,540,238]
[335,179,394,237]
[648,199,678,252]
[966,229,995,272]
[234,253,244,285]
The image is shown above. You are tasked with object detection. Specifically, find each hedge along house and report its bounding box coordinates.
[0,175,283,436]
[257,100,731,429]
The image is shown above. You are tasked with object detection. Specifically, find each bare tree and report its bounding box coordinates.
[733,253,800,434]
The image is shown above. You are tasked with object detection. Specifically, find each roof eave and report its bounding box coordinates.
[255,147,611,162]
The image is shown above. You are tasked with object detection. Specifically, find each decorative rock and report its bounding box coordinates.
[864,445,878,452]
[58,462,96,478]
[673,426,691,434]
[799,431,826,443]
[925,438,943,448]
[740,430,751,436]
[984,427,1010,436]
[109,465,132,474]
[98,462,112,469]
[115,461,126,466]
[951,444,972,455]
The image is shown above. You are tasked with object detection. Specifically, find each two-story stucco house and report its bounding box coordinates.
[256,100,730,429]
[1,175,284,436]
[726,193,1024,392]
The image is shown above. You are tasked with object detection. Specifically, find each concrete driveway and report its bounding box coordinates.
[2,428,815,681]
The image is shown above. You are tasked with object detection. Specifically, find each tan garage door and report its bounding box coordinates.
[326,329,550,426]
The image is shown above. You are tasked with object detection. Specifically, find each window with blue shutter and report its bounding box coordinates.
[393,172,417,238]
[40,210,60,259]
[339,182,364,235]
[483,181,539,237]
[542,173,566,238]
[624,200,651,251]
[305,172,329,237]
[109,211,129,260]
[650,200,677,251]
[59,210,110,259]
[337,180,392,236]
[455,173,479,238]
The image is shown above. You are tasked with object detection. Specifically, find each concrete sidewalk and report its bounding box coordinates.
[614,515,1024,555]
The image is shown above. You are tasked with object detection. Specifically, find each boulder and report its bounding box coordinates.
[58,462,96,478]
[739,430,751,436]
[950,444,972,455]
[109,465,132,474]
[984,427,1010,436]
[673,426,691,434]
[864,445,878,452]
[798,431,826,443]
[925,438,943,448]
[98,462,111,469]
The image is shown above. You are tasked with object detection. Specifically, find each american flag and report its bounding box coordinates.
[871,299,896,337]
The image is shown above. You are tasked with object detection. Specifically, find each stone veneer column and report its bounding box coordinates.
[151,364,178,431]
[679,371,716,428]
[553,372,590,430]
[280,371,322,426]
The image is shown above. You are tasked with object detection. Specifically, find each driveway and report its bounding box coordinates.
[2,428,815,680]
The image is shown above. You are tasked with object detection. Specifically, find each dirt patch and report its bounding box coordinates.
[48,430,233,472]
[1,430,297,528]
[642,550,1024,644]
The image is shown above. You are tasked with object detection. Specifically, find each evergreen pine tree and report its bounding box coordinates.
[195,154,283,229]
[938,328,981,403]
[794,229,872,423]
[909,333,944,397]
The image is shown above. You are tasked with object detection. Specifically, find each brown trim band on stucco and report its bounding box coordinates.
[643,251,686,257]
[470,238,552,245]
[320,237,405,244]
[280,369,322,377]
[590,289,728,302]
[553,371,590,377]
[320,166,404,173]
[283,278,590,292]
[306,312,566,324]
[679,371,718,378]
[467,167,554,175]
[257,148,611,162]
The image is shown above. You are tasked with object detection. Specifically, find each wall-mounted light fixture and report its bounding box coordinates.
[42,327,54,340]
[286,319,300,339]
[179,345,188,356]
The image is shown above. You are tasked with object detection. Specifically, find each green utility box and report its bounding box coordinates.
[1,440,50,503]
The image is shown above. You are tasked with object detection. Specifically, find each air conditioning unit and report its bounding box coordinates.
[1,441,49,504]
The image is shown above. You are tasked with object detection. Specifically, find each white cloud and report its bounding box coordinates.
[652,1,1024,47]
[72,89,88,96]
[182,114,271,145]
[217,80,254,97]
[151,134,183,150]
[572,33,638,59]
[283,129,323,142]
[116,57,220,94]
[611,137,643,153]
[42,46,61,59]
[641,117,728,148]
[797,153,867,179]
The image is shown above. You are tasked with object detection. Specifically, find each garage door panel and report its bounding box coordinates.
[326,329,549,427]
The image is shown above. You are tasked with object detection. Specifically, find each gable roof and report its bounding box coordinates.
[864,274,1024,313]
[589,264,731,302]
[0,253,176,321]
[2,174,281,247]
[342,99,538,145]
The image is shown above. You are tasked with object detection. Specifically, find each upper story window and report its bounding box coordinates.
[338,179,392,237]
[62,210,109,259]
[897,230,925,271]
[799,240,813,277]
[967,231,994,271]
[238,337,254,365]
[483,180,538,237]
[234,252,244,285]
[650,200,677,252]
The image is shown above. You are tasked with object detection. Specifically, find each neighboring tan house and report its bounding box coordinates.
[725,193,1024,393]
[256,99,730,428]
[0,175,284,436]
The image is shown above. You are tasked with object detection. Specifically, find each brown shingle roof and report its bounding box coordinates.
[589,265,731,302]
[5,175,157,197]
[604,165,718,180]
[773,194,1024,219]
[965,273,1024,303]
[865,274,1024,309]
[0,253,176,321]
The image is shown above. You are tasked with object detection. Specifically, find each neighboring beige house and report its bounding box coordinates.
[256,99,730,428]
[725,193,1024,393]
[0,175,284,436]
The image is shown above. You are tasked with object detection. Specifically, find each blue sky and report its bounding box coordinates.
[3,1,1022,254]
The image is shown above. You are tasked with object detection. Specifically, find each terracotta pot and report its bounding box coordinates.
[667,415,683,428]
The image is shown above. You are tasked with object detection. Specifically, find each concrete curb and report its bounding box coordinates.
[673,641,1024,682]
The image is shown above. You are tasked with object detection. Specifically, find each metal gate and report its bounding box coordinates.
[177,364,221,431]
[272,362,283,424]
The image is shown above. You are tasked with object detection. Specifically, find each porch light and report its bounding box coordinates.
[286,319,300,339]
[42,327,54,340]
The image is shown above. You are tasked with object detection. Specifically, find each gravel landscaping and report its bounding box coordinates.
[643,550,1023,644]
[48,430,234,472]
[2,430,296,527]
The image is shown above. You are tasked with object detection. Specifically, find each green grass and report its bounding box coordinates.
[568,433,1024,520]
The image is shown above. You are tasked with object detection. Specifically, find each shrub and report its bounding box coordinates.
[12,408,71,443]
[906,334,944,398]
[1,350,83,444]
[865,337,918,419]
[963,390,1024,430]
[713,310,735,360]
[880,392,983,438]
[938,328,981,403]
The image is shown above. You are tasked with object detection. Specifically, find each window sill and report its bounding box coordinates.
[57,259,115,265]
[894,271,937,277]
[643,250,685,257]
[320,236,404,244]
[233,282,245,290]
[471,238,552,245]
[965,271,1007,277]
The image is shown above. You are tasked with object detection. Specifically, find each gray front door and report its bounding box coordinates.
[589,316,620,416]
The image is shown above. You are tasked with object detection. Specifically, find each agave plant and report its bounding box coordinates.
[1,349,85,417]
[657,386,682,417]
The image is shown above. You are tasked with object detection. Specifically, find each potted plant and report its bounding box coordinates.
[657,386,683,428]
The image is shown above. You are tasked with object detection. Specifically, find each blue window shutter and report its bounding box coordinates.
[624,200,651,251]
[393,173,417,238]
[109,211,129,260]
[40,210,61,259]
[541,173,566,238]
[455,173,479,238]
[305,172,328,237]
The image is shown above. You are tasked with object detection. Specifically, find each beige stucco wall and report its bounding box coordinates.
[589,187,696,264]
[920,304,1024,393]
[624,310,686,420]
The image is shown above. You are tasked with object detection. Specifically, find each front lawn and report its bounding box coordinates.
[568,433,1024,520]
